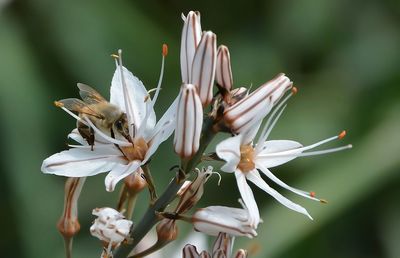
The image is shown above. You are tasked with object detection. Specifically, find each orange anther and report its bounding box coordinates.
[54,101,64,107]
[162,43,168,57]
[310,191,316,197]
[291,86,298,95]
[338,130,346,139]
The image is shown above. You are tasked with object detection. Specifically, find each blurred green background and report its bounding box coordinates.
[1,0,399,257]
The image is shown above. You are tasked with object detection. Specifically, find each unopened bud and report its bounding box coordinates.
[224,74,292,133]
[156,219,178,243]
[174,84,203,159]
[191,31,217,106]
[212,232,232,258]
[192,206,257,238]
[181,11,202,83]
[235,249,248,258]
[57,177,86,238]
[216,45,233,92]
[124,168,147,193]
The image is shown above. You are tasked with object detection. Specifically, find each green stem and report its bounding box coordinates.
[142,164,158,202]
[114,117,217,258]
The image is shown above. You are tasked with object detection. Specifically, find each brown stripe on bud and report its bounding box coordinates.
[57,177,86,238]
[216,45,233,91]
[191,31,217,106]
[224,74,292,133]
[174,84,203,159]
[183,244,201,258]
[180,11,202,83]
[212,232,232,258]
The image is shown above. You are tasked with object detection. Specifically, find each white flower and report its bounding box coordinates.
[90,207,132,246]
[192,205,257,238]
[41,50,177,192]
[217,90,352,226]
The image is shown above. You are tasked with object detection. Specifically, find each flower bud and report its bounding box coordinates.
[57,177,86,238]
[192,206,257,238]
[90,207,132,246]
[174,84,203,159]
[235,249,248,258]
[212,232,232,258]
[156,218,178,243]
[181,11,202,83]
[216,45,233,92]
[124,167,147,194]
[183,244,201,258]
[191,31,217,106]
[224,73,292,133]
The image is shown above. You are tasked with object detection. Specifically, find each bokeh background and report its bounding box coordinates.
[1,0,400,257]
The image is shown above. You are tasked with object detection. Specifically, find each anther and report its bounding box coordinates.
[162,43,168,57]
[310,191,315,198]
[111,54,120,59]
[320,199,328,204]
[338,130,346,140]
[291,86,298,95]
[54,101,64,107]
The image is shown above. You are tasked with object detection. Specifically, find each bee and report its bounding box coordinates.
[55,83,130,149]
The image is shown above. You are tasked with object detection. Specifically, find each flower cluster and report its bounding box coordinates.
[41,10,351,258]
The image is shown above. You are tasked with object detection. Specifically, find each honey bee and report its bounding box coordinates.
[55,83,130,149]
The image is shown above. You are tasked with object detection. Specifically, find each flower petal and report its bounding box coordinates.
[110,65,156,133]
[246,170,313,219]
[41,146,125,177]
[104,160,141,192]
[256,140,303,168]
[190,31,217,106]
[180,11,202,83]
[256,162,319,201]
[216,135,242,173]
[235,171,260,227]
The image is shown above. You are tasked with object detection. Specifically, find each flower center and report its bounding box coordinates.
[120,137,149,161]
[238,145,255,173]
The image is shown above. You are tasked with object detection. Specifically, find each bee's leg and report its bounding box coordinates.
[78,121,95,150]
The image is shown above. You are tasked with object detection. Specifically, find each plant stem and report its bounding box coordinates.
[114,117,217,258]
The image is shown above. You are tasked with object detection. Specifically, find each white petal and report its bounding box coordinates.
[110,65,156,133]
[41,146,125,177]
[235,171,260,227]
[180,11,202,83]
[241,119,262,145]
[216,135,242,173]
[190,31,217,106]
[256,140,303,168]
[68,129,86,145]
[104,160,141,192]
[246,170,313,219]
[256,162,319,201]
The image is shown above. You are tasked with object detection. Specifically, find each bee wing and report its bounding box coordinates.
[55,98,104,118]
[77,83,107,104]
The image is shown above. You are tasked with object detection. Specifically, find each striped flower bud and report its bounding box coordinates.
[192,206,257,238]
[174,84,203,159]
[212,233,232,258]
[191,31,217,106]
[234,249,248,258]
[181,11,202,83]
[216,45,233,92]
[224,73,292,134]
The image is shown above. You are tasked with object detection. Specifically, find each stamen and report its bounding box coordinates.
[111,54,119,59]
[310,191,315,197]
[255,90,295,153]
[56,104,89,126]
[84,117,131,146]
[138,44,166,136]
[338,130,346,139]
[117,49,135,138]
[291,86,298,95]
[293,144,353,157]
